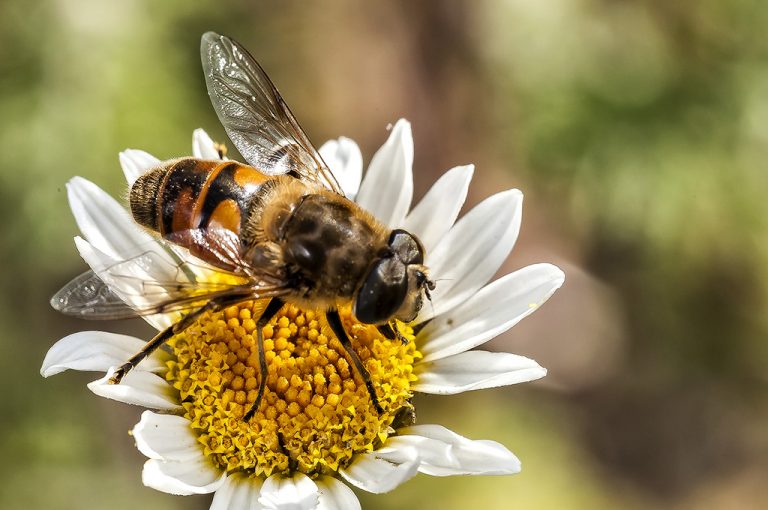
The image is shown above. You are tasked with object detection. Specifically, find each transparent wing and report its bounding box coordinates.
[50,270,271,319]
[200,31,343,194]
[52,228,289,319]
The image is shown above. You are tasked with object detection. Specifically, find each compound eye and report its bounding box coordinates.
[354,257,408,324]
[388,229,424,265]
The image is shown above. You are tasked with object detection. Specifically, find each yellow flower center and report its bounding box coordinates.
[165,301,421,478]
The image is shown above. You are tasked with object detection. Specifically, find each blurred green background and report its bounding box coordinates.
[2,0,767,508]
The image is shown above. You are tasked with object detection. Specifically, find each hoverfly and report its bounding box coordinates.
[52,32,435,419]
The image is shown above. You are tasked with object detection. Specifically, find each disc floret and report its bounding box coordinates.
[165,302,420,478]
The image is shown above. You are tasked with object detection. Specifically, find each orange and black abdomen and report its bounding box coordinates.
[130,158,269,256]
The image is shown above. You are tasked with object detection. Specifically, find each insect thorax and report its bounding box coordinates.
[256,179,389,303]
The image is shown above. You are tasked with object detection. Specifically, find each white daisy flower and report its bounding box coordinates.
[42,121,564,509]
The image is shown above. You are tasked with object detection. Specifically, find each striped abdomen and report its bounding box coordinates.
[130,158,269,265]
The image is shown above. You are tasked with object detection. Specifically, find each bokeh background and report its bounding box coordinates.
[2,0,767,508]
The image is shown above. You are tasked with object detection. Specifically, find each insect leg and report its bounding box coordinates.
[326,309,384,414]
[376,322,408,344]
[244,298,285,421]
[376,324,395,340]
[108,293,254,385]
[276,430,298,472]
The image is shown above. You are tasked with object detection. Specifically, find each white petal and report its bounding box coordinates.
[414,351,546,395]
[402,165,474,252]
[41,331,167,377]
[67,177,156,260]
[142,457,225,496]
[339,444,419,494]
[258,473,318,510]
[419,189,523,322]
[211,473,264,510]
[75,234,115,267]
[384,436,452,468]
[120,149,160,186]
[68,179,191,307]
[418,263,565,361]
[319,137,363,200]
[355,119,413,227]
[73,230,186,285]
[193,128,221,160]
[132,411,201,462]
[87,368,181,411]
[316,477,360,510]
[396,425,521,476]
[74,237,178,331]
[69,179,204,306]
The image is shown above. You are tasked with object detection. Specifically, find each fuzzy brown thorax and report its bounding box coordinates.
[246,175,389,308]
